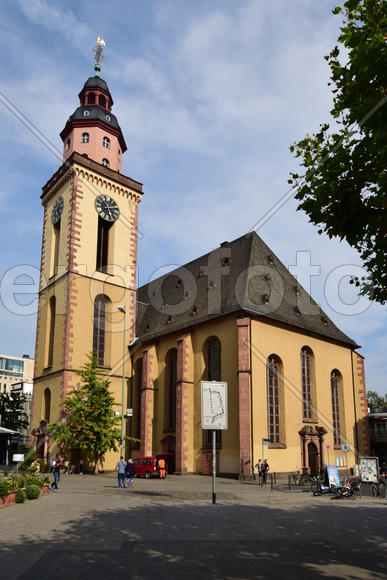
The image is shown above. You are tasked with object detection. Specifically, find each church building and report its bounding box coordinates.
[31,52,370,476]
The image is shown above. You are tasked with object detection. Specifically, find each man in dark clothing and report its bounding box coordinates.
[261,459,269,485]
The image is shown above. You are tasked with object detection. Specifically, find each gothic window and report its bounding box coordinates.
[267,356,281,444]
[99,94,107,108]
[51,220,61,276]
[82,132,89,143]
[165,349,177,431]
[301,347,313,420]
[135,358,143,440]
[93,295,108,366]
[96,217,111,271]
[205,337,221,381]
[102,158,110,168]
[102,136,110,149]
[47,296,56,368]
[331,370,342,446]
[204,337,222,448]
[43,388,51,422]
[88,92,96,104]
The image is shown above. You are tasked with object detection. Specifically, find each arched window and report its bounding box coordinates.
[102,158,110,168]
[165,349,177,431]
[43,388,51,422]
[204,337,222,448]
[88,92,96,104]
[82,132,89,143]
[93,295,108,366]
[99,94,106,108]
[102,136,110,149]
[135,358,143,442]
[301,347,313,420]
[267,356,281,444]
[331,370,342,446]
[47,296,56,368]
[205,337,221,381]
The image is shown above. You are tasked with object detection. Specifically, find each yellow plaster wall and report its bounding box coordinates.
[250,319,358,472]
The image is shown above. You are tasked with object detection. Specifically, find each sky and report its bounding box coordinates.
[0,0,385,394]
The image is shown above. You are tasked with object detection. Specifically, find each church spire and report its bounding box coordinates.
[59,37,126,172]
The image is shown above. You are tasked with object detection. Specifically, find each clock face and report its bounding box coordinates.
[95,195,120,222]
[51,196,64,224]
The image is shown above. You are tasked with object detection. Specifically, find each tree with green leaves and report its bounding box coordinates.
[0,392,28,431]
[289,0,387,303]
[49,354,121,473]
[367,390,387,409]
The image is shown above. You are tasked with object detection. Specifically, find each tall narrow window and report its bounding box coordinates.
[51,220,61,276]
[267,357,280,444]
[102,136,110,149]
[99,95,107,108]
[135,358,143,440]
[166,349,177,431]
[96,217,111,272]
[93,295,107,366]
[102,158,110,168]
[43,388,51,422]
[47,296,56,367]
[82,132,89,143]
[88,92,96,104]
[206,337,221,381]
[301,348,313,420]
[204,337,222,448]
[331,370,341,446]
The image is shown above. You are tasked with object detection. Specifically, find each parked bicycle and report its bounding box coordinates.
[370,479,386,500]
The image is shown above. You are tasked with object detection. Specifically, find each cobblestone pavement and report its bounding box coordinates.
[0,473,386,579]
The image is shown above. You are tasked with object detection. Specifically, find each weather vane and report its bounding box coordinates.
[93,36,106,76]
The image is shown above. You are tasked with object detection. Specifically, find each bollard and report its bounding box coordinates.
[288,474,291,491]
[274,472,277,485]
[270,473,273,491]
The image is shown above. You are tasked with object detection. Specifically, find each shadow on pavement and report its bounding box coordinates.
[0,501,385,579]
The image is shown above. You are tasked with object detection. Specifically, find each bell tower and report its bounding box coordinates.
[31,39,142,469]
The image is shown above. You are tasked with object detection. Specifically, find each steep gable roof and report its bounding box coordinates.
[135,232,357,348]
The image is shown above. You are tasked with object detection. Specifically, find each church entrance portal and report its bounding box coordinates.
[308,442,319,475]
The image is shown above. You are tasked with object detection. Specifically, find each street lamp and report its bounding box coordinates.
[117,305,126,458]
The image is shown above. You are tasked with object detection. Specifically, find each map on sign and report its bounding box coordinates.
[201,381,228,430]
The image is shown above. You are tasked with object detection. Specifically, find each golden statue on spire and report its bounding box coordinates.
[93,36,106,76]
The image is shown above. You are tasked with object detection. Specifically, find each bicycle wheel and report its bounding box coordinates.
[371,484,378,499]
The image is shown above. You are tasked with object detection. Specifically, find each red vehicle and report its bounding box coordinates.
[133,456,169,479]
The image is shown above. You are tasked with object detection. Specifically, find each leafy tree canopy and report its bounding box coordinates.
[0,392,28,431]
[367,389,387,409]
[49,354,121,472]
[289,0,387,303]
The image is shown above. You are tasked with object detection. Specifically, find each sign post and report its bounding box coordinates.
[201,381,228,505]
[341,442,350,467]
[326,443,331,465]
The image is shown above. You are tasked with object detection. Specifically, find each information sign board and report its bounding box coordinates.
[201,381,228,430]
[359,457,379,483]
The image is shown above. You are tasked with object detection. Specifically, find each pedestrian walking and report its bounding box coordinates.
[125,459,135,489]
[51,454,62,490]
[115,456,127,488]
[158,457,166,479]
[255,458,263,485]
[79,458,84,475]
[261,459,270,485]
